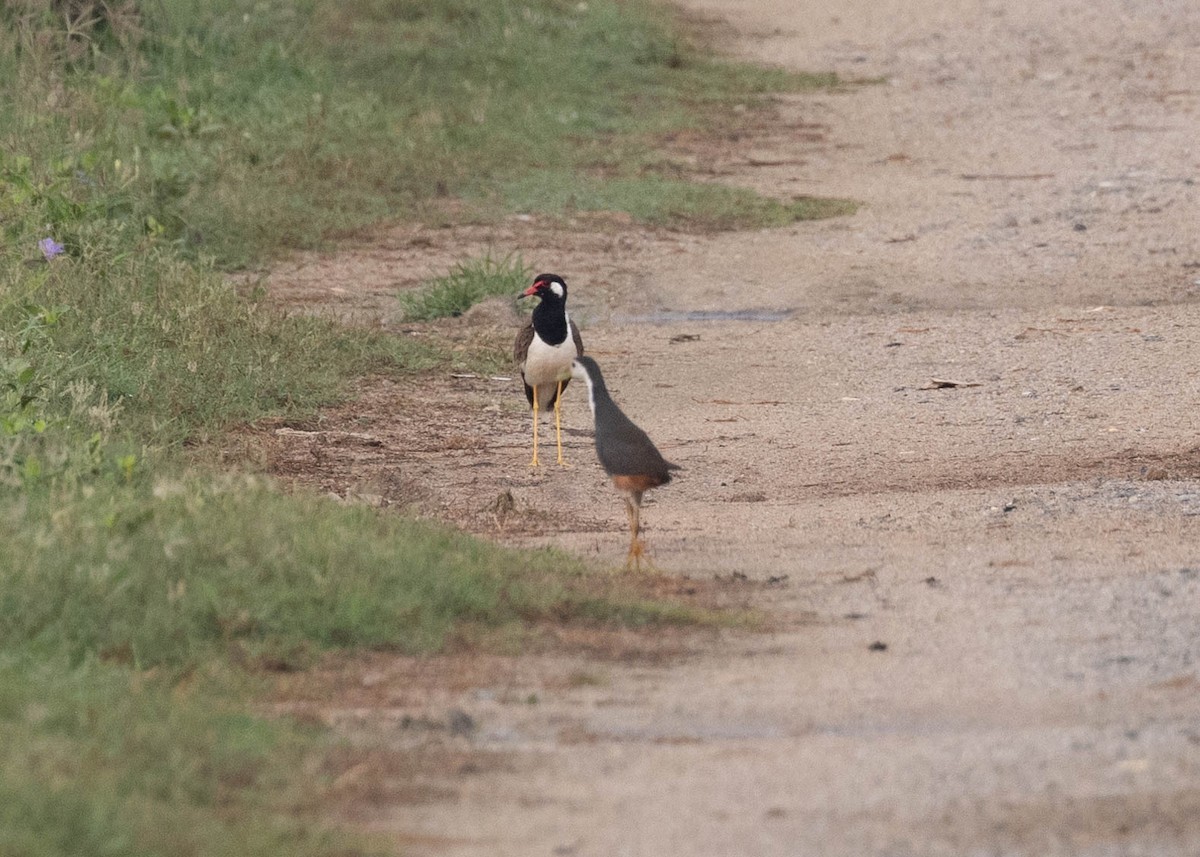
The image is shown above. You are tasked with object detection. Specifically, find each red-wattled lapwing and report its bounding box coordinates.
[568,356,680,570]
[514,273,584,467]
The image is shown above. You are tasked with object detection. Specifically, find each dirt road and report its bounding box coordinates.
[265,0,1200,853]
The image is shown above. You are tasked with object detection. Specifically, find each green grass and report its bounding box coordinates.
[498,171,859,229]
[0,248,435,459]
[399,253,531,321]
[0,660,347,857]
[0,475,695,671]
[0,473,707,857]
[2,0,851,269]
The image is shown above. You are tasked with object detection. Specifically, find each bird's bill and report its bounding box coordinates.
[520,282,543,298]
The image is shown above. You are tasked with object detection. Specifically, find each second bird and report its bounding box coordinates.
[514,273,584,467]
[568,356,679,570]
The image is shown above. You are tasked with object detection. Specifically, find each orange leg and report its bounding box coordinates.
[623,498,646,571]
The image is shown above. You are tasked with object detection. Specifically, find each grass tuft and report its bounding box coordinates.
[399,253,530,321]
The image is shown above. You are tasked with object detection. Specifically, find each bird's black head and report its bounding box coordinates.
[521,273,568,303]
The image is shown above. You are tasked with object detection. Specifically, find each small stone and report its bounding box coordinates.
[447,708,477,736]
[868,641,888,652]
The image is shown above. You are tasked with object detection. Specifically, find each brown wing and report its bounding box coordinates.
[570,319,584,356]
[513,323,535,371]
[514,323,537,407]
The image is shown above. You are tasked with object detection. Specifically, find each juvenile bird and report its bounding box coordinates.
[568,355,679,570]
[514,273,584,467]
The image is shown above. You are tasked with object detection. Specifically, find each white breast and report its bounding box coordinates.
[523,315,578,386]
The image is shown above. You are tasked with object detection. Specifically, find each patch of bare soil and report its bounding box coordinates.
[253,0,1200,853]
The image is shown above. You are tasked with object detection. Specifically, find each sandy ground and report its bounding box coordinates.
[258,0,1200,854]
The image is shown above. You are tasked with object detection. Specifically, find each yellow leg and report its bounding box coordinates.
[530,386,540,468]
[554,380,568,466]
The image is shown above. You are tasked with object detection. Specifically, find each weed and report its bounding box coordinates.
[399,253,530,321]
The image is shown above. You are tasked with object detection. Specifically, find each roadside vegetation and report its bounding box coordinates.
[0,1,846,854]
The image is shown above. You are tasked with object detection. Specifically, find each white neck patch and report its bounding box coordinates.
[549,282,565,299]
[573,363,597,416]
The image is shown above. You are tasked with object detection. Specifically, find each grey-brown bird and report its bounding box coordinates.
[513,273,584,467]
[568,356,680,570]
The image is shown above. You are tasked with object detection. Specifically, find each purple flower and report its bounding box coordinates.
[39,237,64,261]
